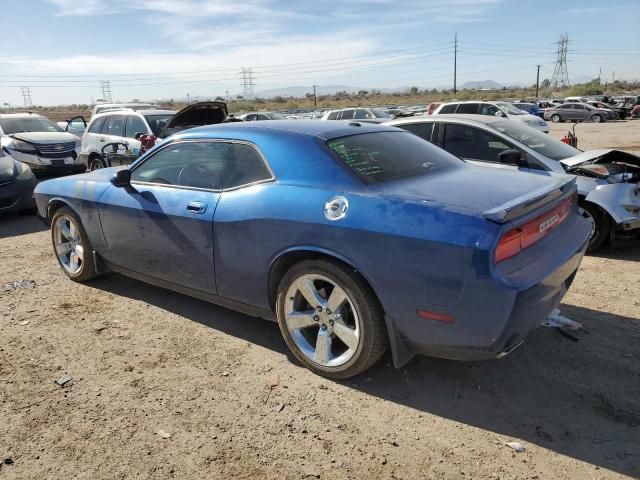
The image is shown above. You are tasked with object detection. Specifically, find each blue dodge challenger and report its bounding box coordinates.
[34,121,591,378]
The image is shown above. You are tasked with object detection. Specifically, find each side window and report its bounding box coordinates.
[443,124,512,162]
[327,111,339,120]
[131,142,229,189]
[245,114,257,121]
[222,143,272,189]
[87,116,106,134]
[354,109,372,119]
[340,109,355,120]
[561,104,573,110]
[456,103,479,114]
[574,104,586,110]
[125,115,149,138]
[257,114,269,121]
[439,104,457,114]
[479,104,499,116]
[398,123,434,142]
[105,115,125,137]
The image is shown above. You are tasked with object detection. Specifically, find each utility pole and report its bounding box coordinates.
[20,87,33,108]
[312,85,317,107]
[535,65,541,99]
[453,33,458,96]
[597,67,602,85]
[611,72,615,94]
[240,67,255,100]
[550,33,570,92]
[99,80,112,102]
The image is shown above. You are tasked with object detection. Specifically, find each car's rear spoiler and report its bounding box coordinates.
[483,176,576,223]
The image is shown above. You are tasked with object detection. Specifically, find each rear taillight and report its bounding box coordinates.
[495,196,573,263]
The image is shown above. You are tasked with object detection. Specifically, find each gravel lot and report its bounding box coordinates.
[1,120,639,479]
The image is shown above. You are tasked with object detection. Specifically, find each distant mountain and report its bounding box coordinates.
[460,80,502,90]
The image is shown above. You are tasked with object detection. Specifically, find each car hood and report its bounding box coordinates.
[8,131,78,144]
[559,149,640,167]
[370,163,568,220]
[160,101,228,138]
[0,155,18,182]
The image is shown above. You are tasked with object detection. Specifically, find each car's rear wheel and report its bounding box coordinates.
[276,259,387,379]
[578,199,610,252]
[551,114,561,123]
[590,114,602,123]
[89,156,105,171]
[50,207,99,282]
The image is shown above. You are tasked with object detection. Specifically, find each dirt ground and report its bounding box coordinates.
[1,121,639,480]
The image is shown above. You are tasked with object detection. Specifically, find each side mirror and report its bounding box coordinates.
[494,110,505,117]
[134,132,146,140]
[110,169,131,187]
[499,149,527,167]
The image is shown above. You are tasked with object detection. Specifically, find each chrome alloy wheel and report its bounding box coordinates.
[53,215,84,275]
[284,274,361,368]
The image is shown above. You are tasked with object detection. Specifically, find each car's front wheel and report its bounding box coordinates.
[551,114,561,123]
[590,114,602,123]
[89,156,105,171]
[50,207,100,282]
[276,259,387,379]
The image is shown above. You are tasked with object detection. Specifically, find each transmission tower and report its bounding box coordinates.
[240,68,255,99]
[99,80,113,102]
[550,33,570,92]
[21,87,33,108]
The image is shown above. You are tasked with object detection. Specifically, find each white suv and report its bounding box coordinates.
[0,112,84,175]
[434,101,549,133]
[80,108,175,170]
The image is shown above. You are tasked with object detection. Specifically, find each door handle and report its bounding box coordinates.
[186,201,207,214]
[98,137,105,142]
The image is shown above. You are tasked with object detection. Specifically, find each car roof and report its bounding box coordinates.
[386,114,503,127]
[172,119,399,141]
[91,109,175,120]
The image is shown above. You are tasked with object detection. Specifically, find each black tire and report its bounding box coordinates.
[579,199,611,252]
[590,114,602,123]
[551,114,561,123]
[89,156,105,171]
[276,259,387,379]
[50,207,100,282]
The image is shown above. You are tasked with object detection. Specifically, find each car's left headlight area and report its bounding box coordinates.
[7,139,38,154]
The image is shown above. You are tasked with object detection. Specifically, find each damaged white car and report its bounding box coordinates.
[385,114,640,251]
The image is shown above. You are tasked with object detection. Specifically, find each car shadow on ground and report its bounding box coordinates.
[591,241,640,261]
[0,213,46,239]
[92,274,640,478]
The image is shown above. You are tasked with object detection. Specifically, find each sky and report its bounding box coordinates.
[1,0,639,106]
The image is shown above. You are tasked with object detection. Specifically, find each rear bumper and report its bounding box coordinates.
[385,211,591,366]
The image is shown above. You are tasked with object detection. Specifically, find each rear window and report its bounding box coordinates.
[326,131,460,184]
[144,114,172,136]
[439,104,457,114]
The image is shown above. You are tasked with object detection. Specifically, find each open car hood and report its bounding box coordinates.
[160,101,228,138]
[560,149,640,168]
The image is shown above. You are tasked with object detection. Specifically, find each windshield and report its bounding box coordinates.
[268,112,286,119]
[496,102,526,115]
[0,117,63,134]
[372,109,393,118]
[488,120,580,160]
[326,131,460,184]
[144,114,173,137]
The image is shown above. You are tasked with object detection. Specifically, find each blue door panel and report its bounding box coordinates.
[98,184,219,293]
